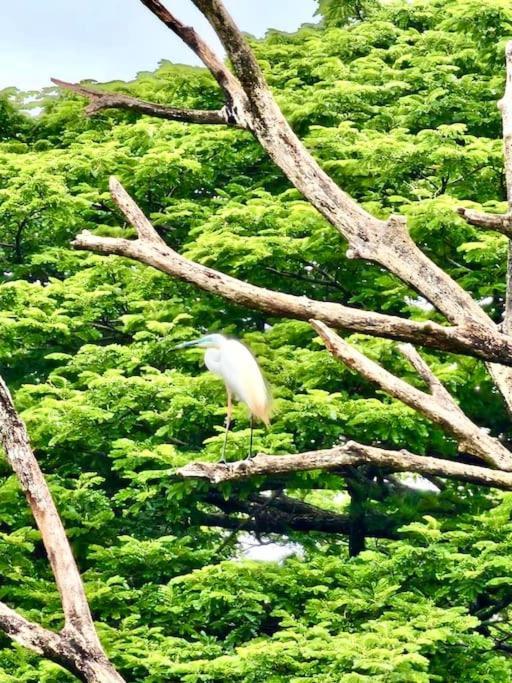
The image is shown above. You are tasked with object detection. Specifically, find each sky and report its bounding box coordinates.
[1,0,318,92]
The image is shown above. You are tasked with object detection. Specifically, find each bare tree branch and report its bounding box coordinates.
[191,0,268,95]
[0,602,122,683]
[57,7,512,417]
[311,320,512,470]
[109,177,167,246]
[457,207,512,238]
[398,343,454,402]
[134,1,505,336]
[51,78,238,126]
[177,442,512,490]
[138,0,248,120]
[0,379,95,635]
[70,177,512,366]
[0,377,125,682]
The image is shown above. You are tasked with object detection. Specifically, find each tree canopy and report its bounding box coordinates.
[2,0,512,680]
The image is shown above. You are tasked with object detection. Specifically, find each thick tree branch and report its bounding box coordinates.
[177,441,512,490]
[0,379,95,635]
[0,602,122,683]
[191,0,268,94]
[0,378,124,682]
[71,178,512,366]
[51,78,237,126]
[311,320,512,470]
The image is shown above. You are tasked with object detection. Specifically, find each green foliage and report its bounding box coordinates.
[315,0,380,27]
[0,91,31,142]
[2,0,512,680]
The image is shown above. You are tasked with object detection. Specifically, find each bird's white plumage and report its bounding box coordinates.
[204,337,271,424]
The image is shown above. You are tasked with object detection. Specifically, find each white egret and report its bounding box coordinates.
[174,334,271,461]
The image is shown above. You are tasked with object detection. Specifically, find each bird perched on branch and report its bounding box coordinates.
[174,334,271,461]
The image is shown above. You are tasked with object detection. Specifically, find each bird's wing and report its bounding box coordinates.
[204,348,222,377]
[220,341,271,423]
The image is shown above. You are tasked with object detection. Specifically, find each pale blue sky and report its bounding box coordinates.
[1,1,318,91]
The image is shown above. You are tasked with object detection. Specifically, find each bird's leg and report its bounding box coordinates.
[246,414,254,461]
[220,389,232,464]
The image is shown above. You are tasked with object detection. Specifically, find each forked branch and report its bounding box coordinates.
[72,177,512,366]
[139,0,243,102]
[53,0,251,127]
[311,321,512,471]
[0,377,124,682]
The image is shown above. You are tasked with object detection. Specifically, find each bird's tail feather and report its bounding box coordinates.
[252,397,272,427]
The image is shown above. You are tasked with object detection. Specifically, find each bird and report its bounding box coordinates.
[174,333,271,462]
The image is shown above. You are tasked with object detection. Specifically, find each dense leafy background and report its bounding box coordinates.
[2,0,512,680]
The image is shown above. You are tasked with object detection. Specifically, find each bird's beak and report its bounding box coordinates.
[173,339,200,350]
